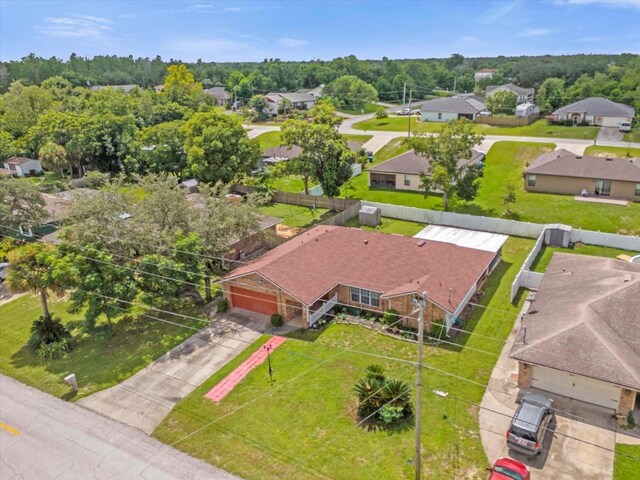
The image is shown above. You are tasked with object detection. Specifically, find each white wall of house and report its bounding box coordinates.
[4,159,42,177]
[422,111,459,122]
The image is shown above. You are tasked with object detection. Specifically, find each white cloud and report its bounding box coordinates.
[277,37,306,48]
[34,14,112,39]
[518,28,554,37]
[460,36,479,42]
[561,0,640,7]
[478,1,523,23]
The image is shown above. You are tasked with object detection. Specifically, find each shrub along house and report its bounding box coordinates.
[524,149,640,202]
[510,253,640,417]
[368,149,484,191]
[221,226,500,332]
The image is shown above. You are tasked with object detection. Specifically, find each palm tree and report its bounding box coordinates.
[38,142,68,179]
[6,243,61,321]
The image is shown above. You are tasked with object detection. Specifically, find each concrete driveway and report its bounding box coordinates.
[79,318,260,434]
[597,126,624,142]
[480,296,617,479]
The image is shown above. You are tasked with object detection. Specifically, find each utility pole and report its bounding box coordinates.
[407,89,413,138]
[412,291,427,480]
[403,82,407,106]
[453,77,457,93]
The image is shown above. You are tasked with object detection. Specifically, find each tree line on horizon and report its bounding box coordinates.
[1,52,639,108]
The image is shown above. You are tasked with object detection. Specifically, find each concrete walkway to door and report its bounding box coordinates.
[79,318,260,434]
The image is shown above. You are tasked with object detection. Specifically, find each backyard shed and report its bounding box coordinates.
[358,205,381,226]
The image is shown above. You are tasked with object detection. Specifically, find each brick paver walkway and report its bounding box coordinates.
[204,336,287,402]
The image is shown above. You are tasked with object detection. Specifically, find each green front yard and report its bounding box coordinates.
[258,203,331,228]
[614,444,640,479]
[623,129,640,143]
[338,102,381,115]
[352,118,599,140]
[154,236,534,480]
[0,294,202,399]
[584,145,640,158]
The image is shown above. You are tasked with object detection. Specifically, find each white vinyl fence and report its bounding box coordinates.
[510,228,546,301]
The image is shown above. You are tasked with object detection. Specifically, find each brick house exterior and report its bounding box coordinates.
[221,226,496,332]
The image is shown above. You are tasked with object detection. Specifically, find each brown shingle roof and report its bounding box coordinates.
[369,149,484,176]
[509,253,640,391]
[223,226,495,310]
[525,149,640,182]
[262,145,302,159]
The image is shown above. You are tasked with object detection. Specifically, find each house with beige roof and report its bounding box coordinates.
[221,226,501,331]
[524,149,640,201]
[510,253,640,415]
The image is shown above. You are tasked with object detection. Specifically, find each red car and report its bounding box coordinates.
[487,457,530,480]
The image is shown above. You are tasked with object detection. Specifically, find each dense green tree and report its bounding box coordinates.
[163,64,202,106]
[486,90,518,115]
[0,130,17,161]
[248,94,270,121]
[182,111,260,183]
[137,120,187,175]
[410,119,484,211]
[38,141,68,178]
[0,178,46,233]
[324,75,378,110]
[0,81,53,136]
[537,77,566,113]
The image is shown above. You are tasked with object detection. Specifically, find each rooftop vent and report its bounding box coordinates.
[606,157,613,161]
[417,240,426,247]
[364,239,368,245]
[575,156,582,159]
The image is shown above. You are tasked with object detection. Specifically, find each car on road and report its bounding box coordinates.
[411,109,421,116]
[507,392,554,456]
[487,457,530,480]
[396,108,411,116]
[619,122,632,132]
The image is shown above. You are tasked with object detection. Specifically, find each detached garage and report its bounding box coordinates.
[510,253,640,417]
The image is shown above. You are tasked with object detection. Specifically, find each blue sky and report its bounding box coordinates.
[1,0,639,62]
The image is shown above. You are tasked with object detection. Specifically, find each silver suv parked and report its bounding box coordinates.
[507,392,554,455]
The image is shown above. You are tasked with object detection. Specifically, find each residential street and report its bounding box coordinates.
[79,319,260,434]
[0,375,241,480]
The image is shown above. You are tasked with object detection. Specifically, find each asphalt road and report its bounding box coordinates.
[0,375,241,480]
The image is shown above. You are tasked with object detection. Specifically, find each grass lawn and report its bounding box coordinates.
[338,103,380,115]
[623,129,640,143]
[614,444,640,479]
[256,131,282,150]
[258,203,331,228]
[153,236,533,480]
[344,216,425,236]
[584,145,640,158]
[530,244,639,273]
[343,133,373,146]
[352,118,598,140]
[0,294,203,399]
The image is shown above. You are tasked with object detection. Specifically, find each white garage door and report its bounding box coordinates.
[532,366,620,410]
[600,116,627,127]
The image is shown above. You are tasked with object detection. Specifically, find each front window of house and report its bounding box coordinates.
[527,174,536,187]
[404,175,411,186]
[350,287,380,307]
[635,184,640,196]
[437,113,442,120]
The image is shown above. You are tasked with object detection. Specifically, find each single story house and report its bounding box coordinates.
[221,226,499,331]
[524,149,640,201]
[551,97,635,127]
[296,84,324,98]
[486,84,535,104]
[265,92,317,116]
[368,149,484,191]
[261,141,362,167]
[474,69,498,81]
[510,253,640,415]
[203,87,230,106]
[3,157,43,177]
[420,95,489,122]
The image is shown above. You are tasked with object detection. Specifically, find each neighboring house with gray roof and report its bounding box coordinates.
[90,84,139,93]
[296,84,324,98]
[368,149,484,191]
[420,95,488,122]
[264,91,317,116]
[524,148,640,201]
[486,83,535,104]
[551,97,635,127]
[510,253,640,415]
[203,87,230,106]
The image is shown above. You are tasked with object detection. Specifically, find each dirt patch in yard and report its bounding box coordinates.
[276,224,304,238]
